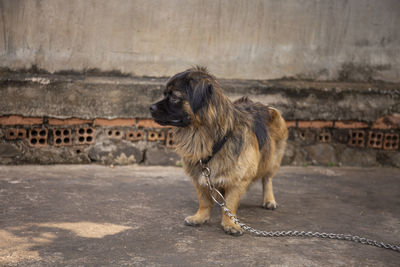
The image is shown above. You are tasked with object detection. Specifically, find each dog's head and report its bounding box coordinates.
[150,67,216,127]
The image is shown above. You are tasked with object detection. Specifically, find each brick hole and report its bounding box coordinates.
[55,138,62,144]
[29,129,48,147]
[368,131,384,149]
[318,131,331,143]
[166,130,175,148]
[76,149,81,154]
[64,137,70,143]
[348,130,365,147]
[55,130,62,136]
[76,127,95,144]
[147,130,165,141]
[383,133,399,150]
[63,129,69,135]
[126,130,144,141]
[108,130,113,136]
[6,129,26,140]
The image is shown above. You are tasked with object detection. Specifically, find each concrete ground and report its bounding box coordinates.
[0,165,399,266]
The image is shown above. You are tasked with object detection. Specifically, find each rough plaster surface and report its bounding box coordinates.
[1,74,399,122]
[1,0,399,82]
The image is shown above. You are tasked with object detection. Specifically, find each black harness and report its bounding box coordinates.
[200,134,229,165]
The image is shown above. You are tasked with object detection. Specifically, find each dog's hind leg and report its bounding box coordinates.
[262,174,278,210]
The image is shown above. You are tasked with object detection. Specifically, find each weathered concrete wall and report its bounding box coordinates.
[1,74,399,122]
[1,0,399,82]
[0,74,399,167]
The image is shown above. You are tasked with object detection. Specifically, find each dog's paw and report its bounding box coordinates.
[262,200,278,210]
[221,222,243,236]
[184,215,209,227]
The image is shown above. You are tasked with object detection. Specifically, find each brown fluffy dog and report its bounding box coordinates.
[150,67,288,235]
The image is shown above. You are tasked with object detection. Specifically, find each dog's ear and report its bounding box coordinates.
[186,78,214,114]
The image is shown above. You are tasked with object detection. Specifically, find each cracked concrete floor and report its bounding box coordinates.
[0,165,399,266]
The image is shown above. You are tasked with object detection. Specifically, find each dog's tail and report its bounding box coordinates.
[267,107,288,141]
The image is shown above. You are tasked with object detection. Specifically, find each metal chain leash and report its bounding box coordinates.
[201,165,400,253]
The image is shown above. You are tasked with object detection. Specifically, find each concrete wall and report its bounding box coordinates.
[1,0,399,82]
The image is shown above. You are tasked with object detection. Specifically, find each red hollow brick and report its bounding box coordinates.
[372,115,400,129]
[29,128,48,147]
[318,130,332,143]
[52,129,73,146]
[137,119,170,129]
[49,118,93,126]
[383,133,399,150]
[348,130,365,147]
[298,121,333,128]
[367,131,384,149]
[147,130,165,141]
[93,118,136,127]
[0,115,43,125]
[106,129,123,139]
[285,121,296,128]
[166,130,175,148]
[5,128,26,140]
[126,130,144,141]
[334,121,368,129]
[76,127,95,145]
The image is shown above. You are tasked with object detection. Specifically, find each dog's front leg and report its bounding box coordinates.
[184,181,213,226]
[221,183,249,236]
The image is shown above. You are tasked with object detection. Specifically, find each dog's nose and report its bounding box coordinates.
[150,104,157,113]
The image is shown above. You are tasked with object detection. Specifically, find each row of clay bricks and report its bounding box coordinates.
[0,116,164,128]
[296,128,399,150]
[4,127,175,148]
[286,117,400,130]
[1,115,399,129]
[348,130,398,150]
[5,127,95,147]
[106,129,175,148]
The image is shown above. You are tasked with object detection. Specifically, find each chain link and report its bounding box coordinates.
[223,206,400,253]
[200,164,400,253]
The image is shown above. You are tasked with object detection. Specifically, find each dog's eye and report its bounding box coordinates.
[169,94,180,104]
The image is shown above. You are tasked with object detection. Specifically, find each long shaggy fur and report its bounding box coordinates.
[150,67,288,235]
